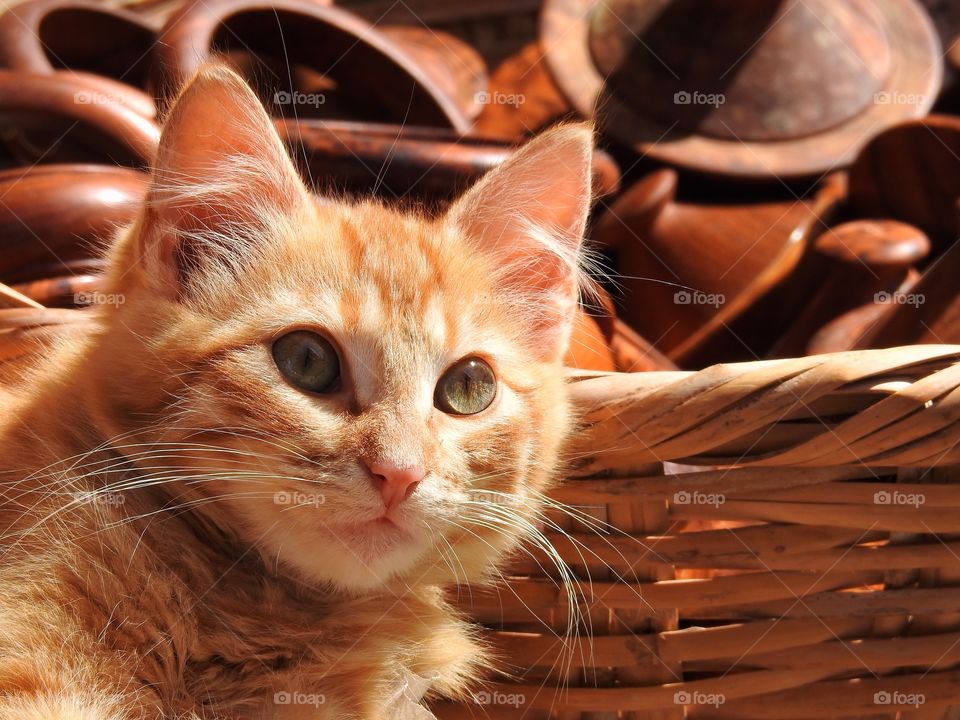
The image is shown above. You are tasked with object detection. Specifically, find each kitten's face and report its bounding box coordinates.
[109,206,572,590]
[93,67,592,592]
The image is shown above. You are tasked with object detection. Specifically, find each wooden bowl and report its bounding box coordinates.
[377,25,488,124]
[0,0,157,107]
[278,119,621,201]
[0,164,147,283]
[152,0,481,132]
[541,0,942,179]
[0,70,159,166]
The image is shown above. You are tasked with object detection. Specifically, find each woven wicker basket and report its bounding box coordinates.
[4,307,960,718]
[447,345,960,718]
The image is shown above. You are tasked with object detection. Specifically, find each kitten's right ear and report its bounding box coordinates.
[447,123,593,361]
[135,65,310,297]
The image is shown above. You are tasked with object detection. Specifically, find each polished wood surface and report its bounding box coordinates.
[472,42,573,139]
[0,70,159,166]
[0,0,157,92]
[0,164,147,283]
[594,170,845,365]
[773,220,931,357]
[11,274,100,308]
[378,26,488,123]
[152,0,477,132]
[1,0,950,375]
[541,0,942,178]
[849,114,960,245]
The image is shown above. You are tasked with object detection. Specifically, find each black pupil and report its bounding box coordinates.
[273,331,339,393]
[300,345,320,372]
[458,364,482,393]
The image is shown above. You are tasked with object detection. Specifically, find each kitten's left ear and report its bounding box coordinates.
[447,123,593,361]
[137,64,311,297]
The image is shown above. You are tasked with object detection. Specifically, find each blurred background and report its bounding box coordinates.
[1,0,959,372]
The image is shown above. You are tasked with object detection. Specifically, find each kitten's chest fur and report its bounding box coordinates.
[2,472,476,720]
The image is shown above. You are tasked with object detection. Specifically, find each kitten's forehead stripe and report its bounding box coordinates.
[338,214,364,277]
[338,289,360,331]
[321,208,471,367]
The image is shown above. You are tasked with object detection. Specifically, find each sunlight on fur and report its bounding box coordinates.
[0,65,594,719]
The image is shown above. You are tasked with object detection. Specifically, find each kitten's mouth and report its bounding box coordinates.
[326,513,414,548]
[366,513,411,538]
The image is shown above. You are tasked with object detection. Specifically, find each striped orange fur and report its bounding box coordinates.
[0,66,592,719]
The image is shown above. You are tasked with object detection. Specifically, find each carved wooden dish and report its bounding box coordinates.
[541,0,942,178]
[0,70,159,166]
[152,0,484,132]
[0,0,157,100]
[0,164,147,286]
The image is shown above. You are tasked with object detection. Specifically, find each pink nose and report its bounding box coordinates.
[365,461,425,511]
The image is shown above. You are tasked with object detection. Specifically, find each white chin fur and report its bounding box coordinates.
[252,519,434,592]
[287,538,431,592]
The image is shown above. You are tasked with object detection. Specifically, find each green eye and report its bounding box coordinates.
[272,331,341,394]
[435,358,497,416]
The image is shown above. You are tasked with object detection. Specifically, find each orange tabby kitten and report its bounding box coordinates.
[0,66,591,719]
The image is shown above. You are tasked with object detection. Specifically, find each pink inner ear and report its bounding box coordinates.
[447,124,593,360]
[150,66,305,216]
[140,65,309,292]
